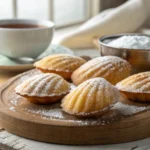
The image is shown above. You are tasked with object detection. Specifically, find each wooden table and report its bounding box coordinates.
[0,49,150,150]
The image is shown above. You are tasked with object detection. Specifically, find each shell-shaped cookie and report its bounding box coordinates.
[61,78,120,117]
[15,73,70,104]
[116,72,150,102]
[34,54,86,80]
[71,56,131,85]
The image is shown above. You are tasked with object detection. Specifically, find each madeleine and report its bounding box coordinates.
[15,73,70,104]
[116,71,150,102]
[61,78,120,117]
[71,56,131,85]
[34,54,86,80]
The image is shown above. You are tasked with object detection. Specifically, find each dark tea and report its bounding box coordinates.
[0,24,44,28]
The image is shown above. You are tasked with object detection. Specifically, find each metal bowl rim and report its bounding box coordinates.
[99,33,150,52]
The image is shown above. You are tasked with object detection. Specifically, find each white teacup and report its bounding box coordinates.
[0,19,54,58]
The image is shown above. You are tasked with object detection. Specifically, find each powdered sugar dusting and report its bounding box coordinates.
[107,35,150,49]
[9,106,16,112]
[116,72,150,93]
[35,54,86,72]
[80,56,129,71]
[78,78,120,103]
[6,69,150,126]
[15,73,70,97]
[73,56,131,85]
[70,83,76,91]
[113,102,148,115]
[9,95,150,126]
[26,108,65,119]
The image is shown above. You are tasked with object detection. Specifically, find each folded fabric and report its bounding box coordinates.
[57,0,150,49]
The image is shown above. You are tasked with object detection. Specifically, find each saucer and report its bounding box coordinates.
[0,44,74,72]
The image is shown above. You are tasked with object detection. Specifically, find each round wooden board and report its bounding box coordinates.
[0,69,150,145]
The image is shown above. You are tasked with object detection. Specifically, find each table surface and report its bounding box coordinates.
[0,49,150,150]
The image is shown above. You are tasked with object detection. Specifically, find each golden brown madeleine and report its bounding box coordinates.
[71,56,131,85]
[15,73,70,104]
[61,78,120,117]
[116,72,150,102]
[34,54,86,80]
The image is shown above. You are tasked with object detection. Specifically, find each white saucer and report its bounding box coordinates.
[0,45,74,72]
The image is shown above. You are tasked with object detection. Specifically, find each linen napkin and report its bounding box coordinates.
[57,0,150,49]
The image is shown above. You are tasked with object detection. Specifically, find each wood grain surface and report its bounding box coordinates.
[0,69,150,145]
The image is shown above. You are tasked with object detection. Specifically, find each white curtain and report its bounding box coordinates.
[57,0,150,49]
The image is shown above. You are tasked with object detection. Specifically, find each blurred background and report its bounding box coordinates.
[0,0,126,29]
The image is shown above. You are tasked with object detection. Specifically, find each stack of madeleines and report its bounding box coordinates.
[15,54,150,117]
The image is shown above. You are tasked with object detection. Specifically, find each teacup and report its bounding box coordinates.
[0,19,54,58]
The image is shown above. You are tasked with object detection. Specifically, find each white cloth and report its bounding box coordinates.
[57,0,150,48]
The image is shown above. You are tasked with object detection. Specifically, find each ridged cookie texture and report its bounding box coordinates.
[71,56,131,85]
[34,54,86,80]
[116,71,150,102]
[61,78,120,117]
[15,73,70,104]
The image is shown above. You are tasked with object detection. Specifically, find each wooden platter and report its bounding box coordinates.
[0,69,150,145]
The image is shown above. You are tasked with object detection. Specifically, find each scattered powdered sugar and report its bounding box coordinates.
[11,98,18,106]
[9,106,16,112]
[8,99,150,126]
[66,119,110,126]
[10,94,21,106]
[107,35,150,49]
[69,83,76,91]
[25,107,112,126]
[26,108,65,119]
[9,71,150,126]
[113,102,148,115]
